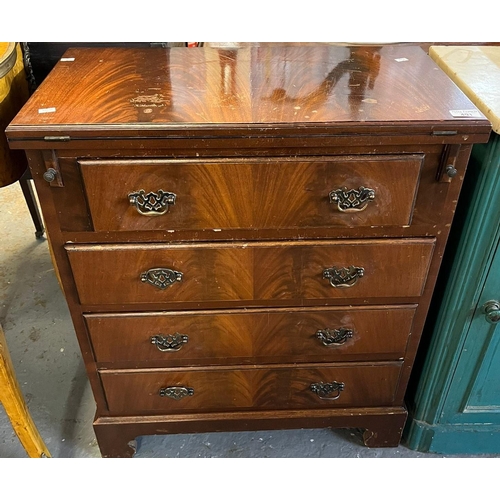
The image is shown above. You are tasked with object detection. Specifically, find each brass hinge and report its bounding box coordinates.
[43,135,71,142]
[431,130,458,136]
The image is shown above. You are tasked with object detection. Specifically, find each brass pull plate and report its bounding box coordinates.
[140,268,183,289]
[323,266,364,288]
[310,381,345,400]
[159,386,194,400]
[329,186,375,212]
[129,189,176,216]
[316,328,353,346]
[151,334,189,351]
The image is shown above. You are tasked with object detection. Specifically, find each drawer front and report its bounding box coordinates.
[67,239,435,306]
[100,363,402,414]
[86,306,416,366]
[79,155,423,231]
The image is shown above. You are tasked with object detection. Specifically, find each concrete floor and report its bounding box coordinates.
[0,180,483,458]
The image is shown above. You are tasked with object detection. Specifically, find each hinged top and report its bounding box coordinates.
[6,45,491,145]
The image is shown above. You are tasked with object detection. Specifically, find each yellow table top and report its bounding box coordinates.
[430,46,500,134]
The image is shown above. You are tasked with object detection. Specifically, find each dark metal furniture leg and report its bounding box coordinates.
[18,168,45,239]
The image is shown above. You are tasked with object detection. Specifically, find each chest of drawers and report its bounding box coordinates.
[6,45,490,457]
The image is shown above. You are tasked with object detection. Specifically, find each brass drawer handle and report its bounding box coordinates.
[159,386,194,400]
[329,186,375,212]
[323,266,364,288]
[128,189,176,216]
[316,328,353,346]
[140,268,183,290]
[310,381,345,400]
[151,334,189,351]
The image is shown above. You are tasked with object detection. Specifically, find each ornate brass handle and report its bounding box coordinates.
[323,266,364,288]
[329,186,375,212]
[128,189,176,216]
[310,381,345,400]
[140,268,183,290]
[483,300,500,324]
[151,334,189,351]
[159,386,194,400]
[316,328,353,346]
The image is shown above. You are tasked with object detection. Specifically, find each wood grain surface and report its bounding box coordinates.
[100,362,402,414]
[44,147,462,238]
[80,155,422,231]
[8,45,490,455]
[93,406,408,456]
[7,45,488,133]
[85,305,416,366]
[66,239,435,306]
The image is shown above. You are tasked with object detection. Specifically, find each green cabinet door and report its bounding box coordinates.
[444,243,500,425]
[405,136,500,454]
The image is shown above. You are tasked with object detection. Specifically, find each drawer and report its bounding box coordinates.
[66,239,435,306]
[79,155,423,231]
[85,306,416,366]
[100,363,402,414]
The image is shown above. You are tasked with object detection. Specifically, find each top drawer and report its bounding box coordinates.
[79,155,423,231]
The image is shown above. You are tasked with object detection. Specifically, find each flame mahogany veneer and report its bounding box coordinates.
[7,45,491,457]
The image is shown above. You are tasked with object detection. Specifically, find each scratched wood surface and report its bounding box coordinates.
[100,362,402,414]
[65,239,435,306]
[46,148,459,238]
[85,306,416,366]
[7,46,491,456]
[7,45,487,134]
[80,155,423,231]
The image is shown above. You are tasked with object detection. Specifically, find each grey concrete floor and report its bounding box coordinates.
[0,180,486,458]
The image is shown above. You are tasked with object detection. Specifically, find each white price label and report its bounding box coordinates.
[60,57,75,62]
[450,109,482,118]
[38,107,56,114]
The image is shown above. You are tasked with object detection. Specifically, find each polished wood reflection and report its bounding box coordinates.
[8,45,491,456]
[9,45,486,130]
[80,155,423,231]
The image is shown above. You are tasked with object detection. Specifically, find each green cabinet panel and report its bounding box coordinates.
[445,241,500,421]
[446,240,500,420]
[405,134,500,454]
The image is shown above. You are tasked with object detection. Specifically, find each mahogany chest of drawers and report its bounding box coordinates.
[6,45,490,457]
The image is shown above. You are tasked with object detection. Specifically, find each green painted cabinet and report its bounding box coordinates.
[405,134,500,454]
[405,46,500,454]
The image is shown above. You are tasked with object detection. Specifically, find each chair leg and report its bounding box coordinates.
[18,168,45,239]
[0,324,51,457]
